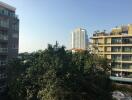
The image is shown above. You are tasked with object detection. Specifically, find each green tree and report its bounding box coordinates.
[7,43,112,100]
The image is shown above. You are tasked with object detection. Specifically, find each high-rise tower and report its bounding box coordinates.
[71,28,88,51]
[0,1,19,92]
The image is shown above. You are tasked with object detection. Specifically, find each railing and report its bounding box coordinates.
[0,48,8,53]
[122,66,132,69]
[112,66,122,69]
[111,42,122,44]
[122,58,132,61]
[0,84,7,93]
[105,42,111,44]
[110,76,132,83]
[0,73,7,79]
[112,58,122,61]
[0,11,18,19]
[112,49,122,52]
[0,35,8,40]
[122,50,132,52]
[0,60,7,66]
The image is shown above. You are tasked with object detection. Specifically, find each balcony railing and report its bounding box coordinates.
[122,50,132,52]
[110,76,132,83]
[105,42,111,44]
[122,66,132,69]
[0,73,7,79]
[122,57,132,61]
[112,49,122,52]
[0,35,8,40]
[0,11,18,19]
[0,48,8,53]
[112,58,122,61]
[112,66,122,69]
[0,60,7,66]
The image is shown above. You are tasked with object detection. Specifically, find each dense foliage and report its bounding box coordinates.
[7,43,112,100]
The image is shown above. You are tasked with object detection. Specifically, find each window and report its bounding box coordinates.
[12,33,18,38]
[12,43,18,49]
[0,19,9,28]
[112,38,121,44]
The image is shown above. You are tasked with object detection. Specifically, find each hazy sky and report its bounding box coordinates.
[1,0,132,52]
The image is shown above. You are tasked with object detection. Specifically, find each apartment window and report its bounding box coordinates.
[112,55,121,61]
[0,60,7,66]
[0,7,15,17]
[122,38,129,44]
[9,12,15,17]
[95,39,98,44]
[123,47,132,52]
[0,31,8,40]
[122,55,132,61]
[122,63,132,69]
[12,43,18,49]
[0,19,9,28]
[0,80,6,87]
[0,8,4,14]
[12,33,18,38]
[12,22,19,31]
[122,37,132,44]
[112,38,121,44]
[113,63,122,69]
[112,47,121,52]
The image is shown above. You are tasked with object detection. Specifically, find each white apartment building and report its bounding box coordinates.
[71,28,88,51]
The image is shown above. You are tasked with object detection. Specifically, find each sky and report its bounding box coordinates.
[1,0,132,52]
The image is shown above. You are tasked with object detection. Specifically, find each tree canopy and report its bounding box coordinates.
[7,43,112,100]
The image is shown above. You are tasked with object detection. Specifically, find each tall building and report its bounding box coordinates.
[71,28,88,51]
[91,24,132,83]
[0,2,19,92]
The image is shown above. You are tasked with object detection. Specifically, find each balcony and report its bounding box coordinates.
[0,48,8,53]
[122,55,132,61]
[0,8,18,19]
[112,68,131,72]
[112,58,122,61]
[122,47,132,52]
[0,60,7,66]
[110,76,132,83]
[122,58,132,61]
[122,38,132,44]
[0,84,6,93]
[105,42,111,45]
[0,35,8,41]
[111,38,122,44]
[112,49,121,52]
[0,73,7,79]
[112,65,132,71]
[123,50,132,52]
[112,65,122,69]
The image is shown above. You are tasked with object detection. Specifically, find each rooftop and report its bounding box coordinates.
[0,1,16,11]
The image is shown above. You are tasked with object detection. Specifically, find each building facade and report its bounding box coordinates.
[71,28,88,51]
[0,1,19,92]
[91,24,132,82]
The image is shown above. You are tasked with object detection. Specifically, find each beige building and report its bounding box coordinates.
[91,24,132,82]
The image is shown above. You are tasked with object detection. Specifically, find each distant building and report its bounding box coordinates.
[0,1,19,92]
[71,28,88,51]
[91,24,132,83]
